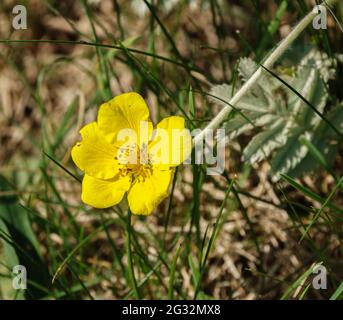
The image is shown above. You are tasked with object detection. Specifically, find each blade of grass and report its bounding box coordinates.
[299,136,339,183]
[142,0,185,64]
[51,221,114,284]
[281,262,322,300]
[300,176,343,241]
[81,0,112,100]
[281,174,343,215]
[0,39,200,72]
[261,65,342,138]
[123,260,163,300]
[163,167,178,246]
[43,151,81,183]
[168,244,182,299]
[194,179,234,299]
[330,281,343,300]
[256,0,288,58]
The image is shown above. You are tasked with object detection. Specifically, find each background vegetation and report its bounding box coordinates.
[0,0,342,299]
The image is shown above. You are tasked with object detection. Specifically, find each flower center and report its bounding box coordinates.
[116,143,153,183]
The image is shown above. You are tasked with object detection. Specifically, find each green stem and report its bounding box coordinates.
[126,211,142,299]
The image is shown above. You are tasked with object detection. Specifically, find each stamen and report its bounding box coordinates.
[115,142,154,183]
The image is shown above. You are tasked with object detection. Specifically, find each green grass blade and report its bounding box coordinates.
[281,263,322,300]
[168,244,182,299]
[261,65,342,138]
[330,281,343,300]
[300,176,343,241]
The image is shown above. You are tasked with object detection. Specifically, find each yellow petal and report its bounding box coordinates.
[127,168,174,215]
[97,92,152,146]
[81,174,131,209]
[71,122,120,180]
[149,116,192,166]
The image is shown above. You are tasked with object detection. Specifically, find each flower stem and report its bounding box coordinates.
[194,0,338,145]
[126,210,142,299]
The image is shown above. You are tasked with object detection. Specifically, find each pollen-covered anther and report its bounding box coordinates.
[116,143,154,183]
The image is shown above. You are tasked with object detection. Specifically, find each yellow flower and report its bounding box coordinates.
[71,92,192,215]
